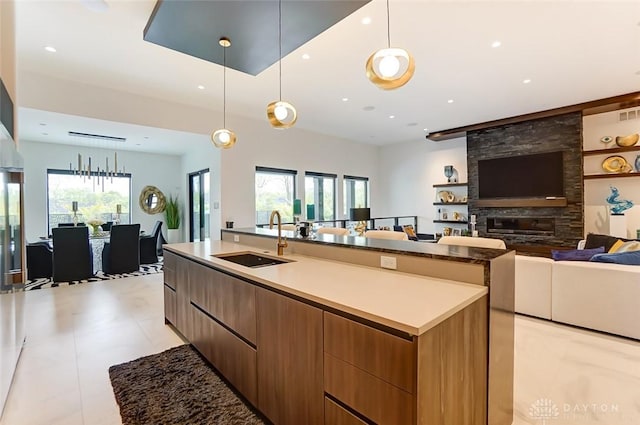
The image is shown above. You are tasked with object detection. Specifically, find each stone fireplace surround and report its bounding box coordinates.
[467,112,584,251]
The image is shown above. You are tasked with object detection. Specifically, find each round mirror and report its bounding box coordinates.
[139,185,166,215]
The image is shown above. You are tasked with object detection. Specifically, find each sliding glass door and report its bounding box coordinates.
[189,169,210,242]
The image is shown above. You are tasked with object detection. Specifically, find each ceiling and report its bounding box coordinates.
[14,0,640,154]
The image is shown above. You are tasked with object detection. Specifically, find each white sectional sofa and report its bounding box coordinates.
[515,255,640,340]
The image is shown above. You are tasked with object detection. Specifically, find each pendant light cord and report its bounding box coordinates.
[386,0,391,48]
[223,45,226,128]
[278,0,282,101]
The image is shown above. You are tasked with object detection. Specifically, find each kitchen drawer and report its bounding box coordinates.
[163,284,176,325]
[163,250,177,290]
[324,312,415,393]
[190,262,257,344]
[324,354,414,425]
[191,306,258,406]
[325,397,368,425]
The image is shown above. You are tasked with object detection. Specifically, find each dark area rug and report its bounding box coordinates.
[108,344,266,425]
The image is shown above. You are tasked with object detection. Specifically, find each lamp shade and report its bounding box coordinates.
[350,207,370,221]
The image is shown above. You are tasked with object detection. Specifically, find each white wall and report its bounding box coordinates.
[19,140,182,242]
[217,117,380,228]
[583,107,640,239]
[377,136,467,235]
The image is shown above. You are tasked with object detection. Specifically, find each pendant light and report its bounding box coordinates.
[266,0,297,129]
[211,37,237,149]
[365,0,415,90]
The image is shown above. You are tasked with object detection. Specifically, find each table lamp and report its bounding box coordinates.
[72,201,79,226]
[350,207,370,236]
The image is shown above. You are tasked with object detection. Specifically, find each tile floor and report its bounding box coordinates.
[1,273,639,425]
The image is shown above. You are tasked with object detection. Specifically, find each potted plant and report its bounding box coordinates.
[165,194,181,244]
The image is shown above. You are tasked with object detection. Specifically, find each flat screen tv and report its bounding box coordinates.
[478,151,564,199]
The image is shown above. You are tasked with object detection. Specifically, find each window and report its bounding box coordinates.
[305,172,336,221]
[47,169,131,234]
[255,167,297,225]
[343,175,369,216]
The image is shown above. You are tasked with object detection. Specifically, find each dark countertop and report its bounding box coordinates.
[222,227,511,265]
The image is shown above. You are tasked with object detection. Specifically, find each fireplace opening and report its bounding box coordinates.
[486,217,555,236]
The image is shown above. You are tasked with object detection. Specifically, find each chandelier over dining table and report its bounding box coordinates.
[70,151,126,192]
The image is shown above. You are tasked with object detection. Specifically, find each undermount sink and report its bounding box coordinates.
[213,251,292,268]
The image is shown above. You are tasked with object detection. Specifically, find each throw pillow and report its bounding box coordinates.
[551,247,605,261]
[590,250,640,265]
[608,239,625,253]
[403,225,417,238]
[584,233,620,251]
[616,241,640,253]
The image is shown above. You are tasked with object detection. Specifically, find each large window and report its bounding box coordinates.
[305,172,336,221]
[255,167,297,225]
[47,169,131,234]
[343,175,369,216]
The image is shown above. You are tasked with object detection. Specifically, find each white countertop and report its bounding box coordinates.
[165,241,488,336]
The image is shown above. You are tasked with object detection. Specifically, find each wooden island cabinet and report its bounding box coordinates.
[163,240,506,425]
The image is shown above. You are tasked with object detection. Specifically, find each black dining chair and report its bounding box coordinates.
[101,221,114,231]
[52,226,93,282]
[26,241,53,280]
[139,221,163,264]
[59,222,86,227]
[102,224,140,274]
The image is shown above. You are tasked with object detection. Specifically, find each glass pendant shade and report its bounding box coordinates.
[267,100,297,129]
[267,0,298,129]
[366,47,415,90]
[211,128,237,149]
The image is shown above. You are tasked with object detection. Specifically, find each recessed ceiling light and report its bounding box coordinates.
[197,85,205,90]
[39,123,47,126]
[342,97,349,102]
[361,17,372,25]
[423,128,429,132]
[389,115,395,119]
[136,143,141,146]
[447,99,454,104]
[302,53,310,60]
[42,132,48,136]
[144,136,149,139]
[363,106,375,111]
[44,46,57,53]
[491,41,501,48]
[407,122,417,127]
[523,79,531,84]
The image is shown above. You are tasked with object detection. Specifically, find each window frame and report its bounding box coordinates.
[255,166,298,225]
[304,171,337,221]
[46,168,132,234]
[343,174,369,216]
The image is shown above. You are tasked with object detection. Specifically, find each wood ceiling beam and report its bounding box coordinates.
[427,91,640,142]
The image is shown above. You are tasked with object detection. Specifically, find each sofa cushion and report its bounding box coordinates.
[608,239,625,253]
[590,250,640,265]
[616,241,640,253]
[584,233,621,251]
[551,247,604,261]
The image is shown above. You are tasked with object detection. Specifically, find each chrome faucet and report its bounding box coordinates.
[269,210,288,256]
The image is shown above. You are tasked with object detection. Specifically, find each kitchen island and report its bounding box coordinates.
[163,230,514,425]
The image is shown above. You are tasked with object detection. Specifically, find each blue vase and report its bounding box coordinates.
[635,155,640,172]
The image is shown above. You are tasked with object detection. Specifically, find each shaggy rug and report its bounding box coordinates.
[108,344,266,425]
[24,261,163,291]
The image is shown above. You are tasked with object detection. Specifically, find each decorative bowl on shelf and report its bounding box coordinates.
[602,155,632,173]
[615,133,639,147]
